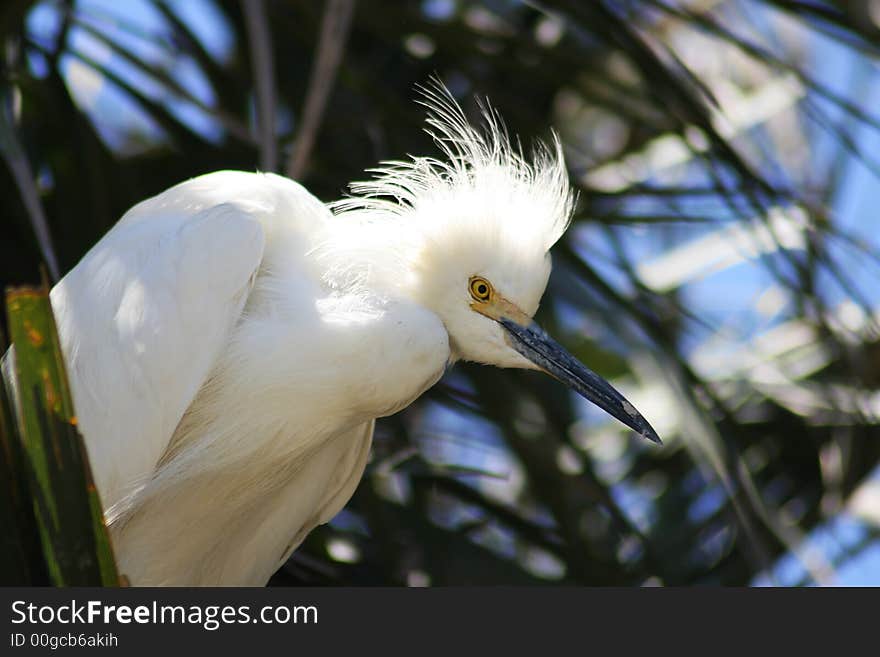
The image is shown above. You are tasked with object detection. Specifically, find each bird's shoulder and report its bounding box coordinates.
[316,292,451,418]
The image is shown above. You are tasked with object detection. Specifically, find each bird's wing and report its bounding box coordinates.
[50,198,268,510]
[270,420,375,573]
[313,421,376,526]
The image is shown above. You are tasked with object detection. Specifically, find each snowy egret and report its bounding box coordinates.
[49,84,659,585]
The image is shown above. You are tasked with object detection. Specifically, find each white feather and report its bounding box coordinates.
[49,83,575,585]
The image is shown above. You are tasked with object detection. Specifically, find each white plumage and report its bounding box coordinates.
[49,85,658,585]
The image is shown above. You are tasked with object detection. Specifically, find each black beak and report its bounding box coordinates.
[500,317,661,444]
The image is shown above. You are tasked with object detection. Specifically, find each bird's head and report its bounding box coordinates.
[332,81,660,443]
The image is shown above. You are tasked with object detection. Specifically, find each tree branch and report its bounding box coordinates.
[286,0,356,179]
[0,91,61,282]
[241,0,278,171]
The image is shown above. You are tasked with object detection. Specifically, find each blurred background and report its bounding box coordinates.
[2,0,880,586]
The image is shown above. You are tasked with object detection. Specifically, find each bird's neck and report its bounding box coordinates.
[319,214,426,304]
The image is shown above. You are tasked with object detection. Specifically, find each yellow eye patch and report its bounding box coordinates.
[468,276,493,302]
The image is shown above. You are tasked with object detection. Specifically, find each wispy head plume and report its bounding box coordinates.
[330,77,574,254]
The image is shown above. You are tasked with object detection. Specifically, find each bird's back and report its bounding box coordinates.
[50,171,327,512]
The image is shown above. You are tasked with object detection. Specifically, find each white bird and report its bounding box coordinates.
[49,84,659,586]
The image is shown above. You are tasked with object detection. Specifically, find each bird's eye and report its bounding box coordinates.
[469,276,493,302]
